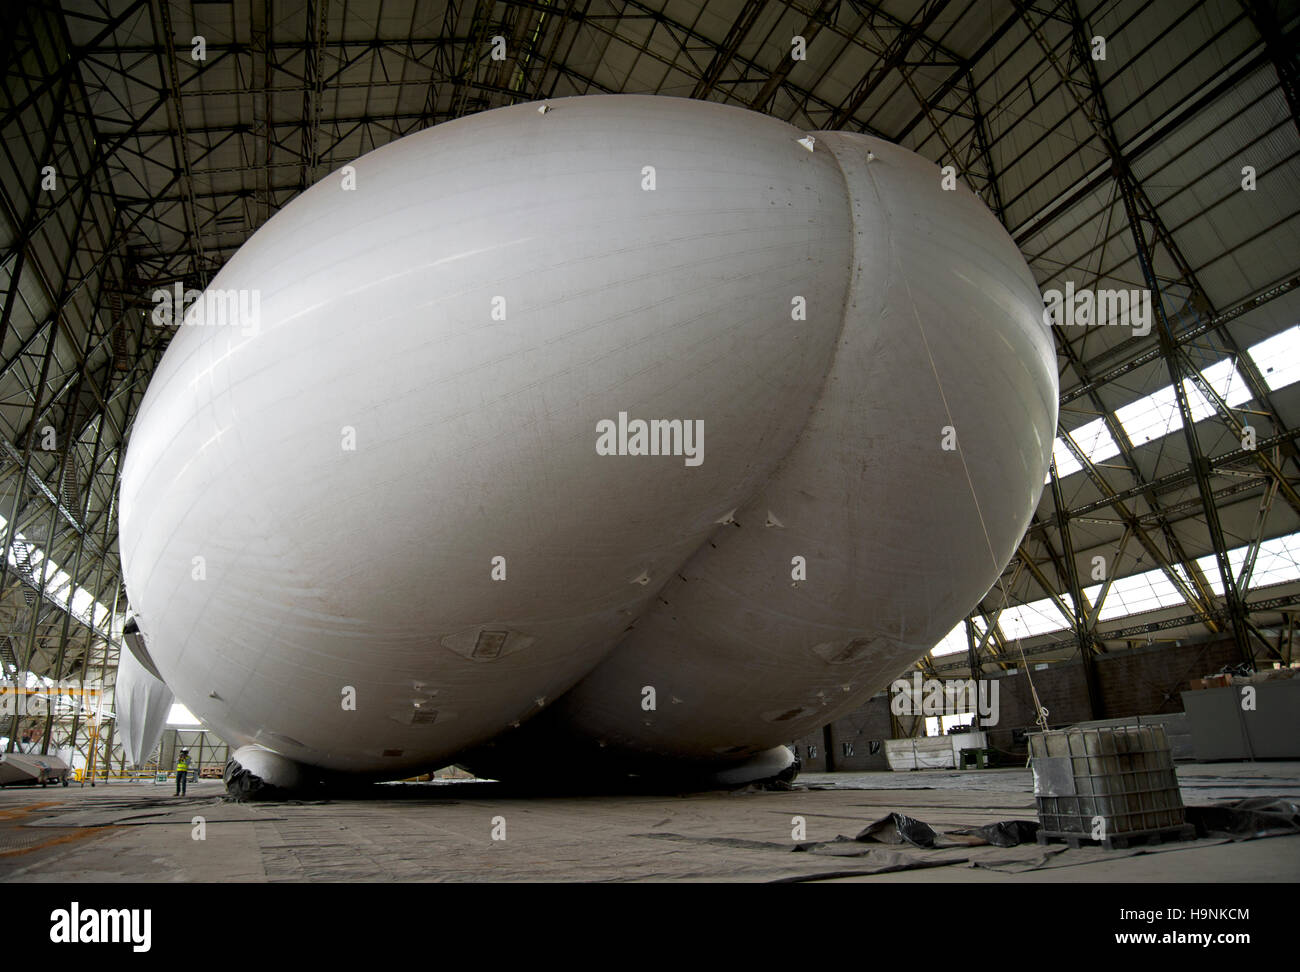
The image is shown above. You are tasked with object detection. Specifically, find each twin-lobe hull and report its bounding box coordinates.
[119,95,1055,788]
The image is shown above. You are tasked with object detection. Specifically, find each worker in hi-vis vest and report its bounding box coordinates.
[175,749,191,796]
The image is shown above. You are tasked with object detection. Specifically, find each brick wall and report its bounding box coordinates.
[824,696,893,770]
[960,637,1242,756]
[791,637,1245,766]
[789,729,827,771]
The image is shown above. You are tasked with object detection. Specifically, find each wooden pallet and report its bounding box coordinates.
[1038,823,1197,850]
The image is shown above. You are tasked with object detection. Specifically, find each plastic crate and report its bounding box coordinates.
[1029,726,1190,845]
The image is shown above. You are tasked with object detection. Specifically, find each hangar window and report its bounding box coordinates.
[1196,532,1300,593]
[1051,417,1121,480]
[167,704,201,726]
[932,618,988,657]
[1082,568,1186,621]
[999,598,1072,639]
[1113,359,1250,445]
[1248,325,1300,391]
[926,712,974,736]
[1196,358,1253,411]
[933,532,1300,652]
[0,512,119,636]
[1115,383,1185,444]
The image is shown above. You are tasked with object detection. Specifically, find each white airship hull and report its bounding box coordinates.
[118,95,1055,791]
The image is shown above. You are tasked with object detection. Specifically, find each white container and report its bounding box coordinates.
[885,731,988,771]
[1030,726,1186,837]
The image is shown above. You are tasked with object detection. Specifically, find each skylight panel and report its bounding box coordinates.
[1050,417,1121,481]
[1070,417,1123,461]
[932,617,989,657]
[1197,358,1252,409]
[1051,439,1082,480]
[1195,550,1243,596]
[70,589,94,617]
[1115,359,1250,446]
[933,622,970,657]
[1087,568,1186,620]
[1248,535,1300,587]
[999,598,1072,639]
[1198,532,1300,594]
[0,532,117,635]
[1116,384,1185,444]
[1248,325,1300,391]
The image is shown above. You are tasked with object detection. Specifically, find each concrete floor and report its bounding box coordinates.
[1,762,1297,882]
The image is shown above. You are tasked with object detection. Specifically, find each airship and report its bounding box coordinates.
[117,94,1056,796]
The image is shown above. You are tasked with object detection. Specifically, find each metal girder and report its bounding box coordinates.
[0,3,139,709]
[1016,0,1264,661]
[0,0,150,131]
[448,0,504,118]
[0,56,72,352]
[749,0,838,111]
[1239,0,1300,138]
[1085,527,1132,630]
[1057,422,1221,629]
[250,0,272,235]
[0,438,101,558]
[1060,275,1300,405]
[1018,2,1300,505]
[1012,33,1271,251]
[1106,76,1250,664]
[1047,464,1101,716]
[1177,345,1300,515]
[1048,427,1300,523]
[0,180,92,603]
[932,590,1300,674]
[826,0,950,129]
[964,71,1005,220]
[892,6,1022,142]
[996,0,1219,221]
[964,617,982,686]
[1054,333,1224,629]
[967,561,1027,674]
[528,0,583,101]
[152,0,208,284]
[0,51,233,270]
[690,0,768,100]
[298,0,329,191]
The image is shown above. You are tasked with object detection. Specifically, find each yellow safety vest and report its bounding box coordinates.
[176,758,189,772]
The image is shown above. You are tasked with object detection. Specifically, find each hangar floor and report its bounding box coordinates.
[1,763,1296,882]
